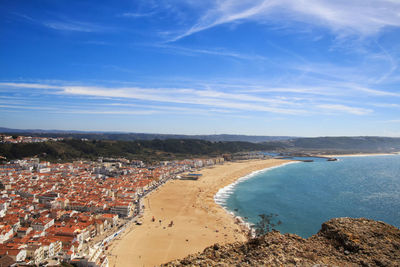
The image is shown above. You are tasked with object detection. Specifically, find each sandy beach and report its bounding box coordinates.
[107,159,290,267]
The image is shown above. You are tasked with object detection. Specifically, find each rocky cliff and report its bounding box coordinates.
[163,218,400,266]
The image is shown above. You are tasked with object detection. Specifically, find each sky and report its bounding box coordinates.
[1,0,400,137]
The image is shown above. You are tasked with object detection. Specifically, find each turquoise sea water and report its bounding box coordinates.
[215,155,400,238]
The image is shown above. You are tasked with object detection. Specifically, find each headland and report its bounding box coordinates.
[165,217,400,266]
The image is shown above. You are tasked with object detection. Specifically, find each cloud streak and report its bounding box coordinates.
[43,20,108,32]
[119,12,156,18]
[317,104,372,115]
[154,44,269,61]
[0,81,387,116]
[60,85,303,114]
[170,0,400,41]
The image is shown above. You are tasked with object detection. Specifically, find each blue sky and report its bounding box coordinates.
[1,0,400,136]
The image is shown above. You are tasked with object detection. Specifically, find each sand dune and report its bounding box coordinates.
[107,159,290,267]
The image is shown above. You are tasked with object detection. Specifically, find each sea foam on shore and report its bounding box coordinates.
[214,161,297,207]
[214,161,298,235]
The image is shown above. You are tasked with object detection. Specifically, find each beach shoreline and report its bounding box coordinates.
[107,159,291,267]
[214,161,300,237]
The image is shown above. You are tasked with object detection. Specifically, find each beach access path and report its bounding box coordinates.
[107,159,291,267]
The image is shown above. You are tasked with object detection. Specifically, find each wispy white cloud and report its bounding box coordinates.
[286,61,400,97]
[170,0,400,41]
[352,86,400,97]
[0,82,304,114]
[60,85,303,114]
[119,12,156,18]
[0,98,235,117]
[241,86,339,96]
[371,103,400,108]
[10,11,109,33]
[59,109,158,115]
[106,102,234,114]
[372,43,398,84]
[0,103,161,116]
[10,12,36,23]
[154,44,268,61]
[317,104,372,115]
[0,81,384,116]
[43,20,107,32]
[168,0,277,42]
[0,104,57,111]
[0,82,60,89]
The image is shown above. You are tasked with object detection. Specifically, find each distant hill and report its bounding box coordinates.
[0,127,294,143]
[286,136,400,153]
[0,139,283,162]
[1,128,400,157]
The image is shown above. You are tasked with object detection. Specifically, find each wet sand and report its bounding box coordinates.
[107,159,290,267]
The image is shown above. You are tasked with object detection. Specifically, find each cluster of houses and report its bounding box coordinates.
[0,135,64,144]
[0,156,226,266]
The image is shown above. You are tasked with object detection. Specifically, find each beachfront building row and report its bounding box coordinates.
[0,156,225,266]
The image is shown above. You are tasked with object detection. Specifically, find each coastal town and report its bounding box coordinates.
[0,134,64,144]
[0,148,269,266]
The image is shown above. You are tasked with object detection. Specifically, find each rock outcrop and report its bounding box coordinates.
[163,218,400,266]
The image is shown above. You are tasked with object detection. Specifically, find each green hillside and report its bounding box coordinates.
[0,139,281,163]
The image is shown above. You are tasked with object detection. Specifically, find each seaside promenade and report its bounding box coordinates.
[107,159,290,266]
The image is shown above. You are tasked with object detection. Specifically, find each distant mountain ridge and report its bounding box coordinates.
[287,136,400,152]
[1,127,400,154]
[0,127,294,143]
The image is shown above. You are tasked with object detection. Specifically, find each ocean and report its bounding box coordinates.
[215,155,400,238]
